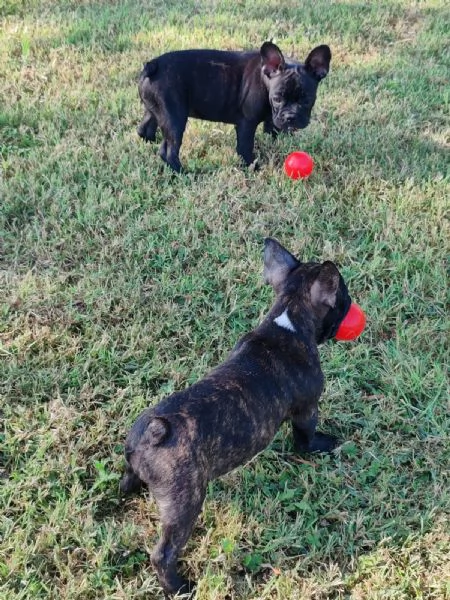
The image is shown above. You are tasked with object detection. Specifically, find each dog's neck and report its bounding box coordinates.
[268,299,318,347]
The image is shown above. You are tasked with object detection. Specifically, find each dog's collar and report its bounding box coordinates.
[274,309,296,333]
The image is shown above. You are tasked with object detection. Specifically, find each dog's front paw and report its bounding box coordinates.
[294,431,340,454]
[161,575,196,599]
[176,578,196,598]
[248,158,260,171]
[308,432,340,453]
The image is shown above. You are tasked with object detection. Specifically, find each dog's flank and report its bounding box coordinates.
[137,42,331,172]
[120,238,351,596]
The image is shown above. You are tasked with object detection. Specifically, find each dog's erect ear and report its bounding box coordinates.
[310,261,340,309]
[261,42,286,77]
[305,45,331,81]
[263,238,300,291]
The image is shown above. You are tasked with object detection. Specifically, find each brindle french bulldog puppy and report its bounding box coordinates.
[137,42,331,172]
[120,238,351,596]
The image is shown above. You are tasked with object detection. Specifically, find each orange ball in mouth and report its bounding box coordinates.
[335,303,366,341]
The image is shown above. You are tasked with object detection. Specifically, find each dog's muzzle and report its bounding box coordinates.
[273,110,310,132]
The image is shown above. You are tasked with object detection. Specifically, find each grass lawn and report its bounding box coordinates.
[1,0,449,598]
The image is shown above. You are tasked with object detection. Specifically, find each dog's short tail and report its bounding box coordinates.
[142,59,158,78]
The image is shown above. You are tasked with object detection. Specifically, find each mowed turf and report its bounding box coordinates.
[0,1,449,598]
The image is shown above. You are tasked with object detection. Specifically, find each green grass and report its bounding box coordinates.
[1,0,449,598]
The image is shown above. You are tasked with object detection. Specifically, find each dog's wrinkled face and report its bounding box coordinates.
[261,42,331,132]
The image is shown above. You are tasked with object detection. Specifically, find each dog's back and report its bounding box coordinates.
[139,48,263,124]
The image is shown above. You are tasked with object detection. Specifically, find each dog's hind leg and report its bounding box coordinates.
[151,484,206,596]
[138,109,158,142]
[159,113,187,173]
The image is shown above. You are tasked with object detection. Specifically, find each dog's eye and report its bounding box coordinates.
[271,96,283,106]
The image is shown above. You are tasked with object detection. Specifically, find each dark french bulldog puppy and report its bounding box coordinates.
[120,238,351,596]
[137,42,331,172]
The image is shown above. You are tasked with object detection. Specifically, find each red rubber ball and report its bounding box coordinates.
[284,151,314,179]
[335,303,366,341]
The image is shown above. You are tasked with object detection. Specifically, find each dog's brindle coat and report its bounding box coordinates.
[137,42,331,172]
[121,238,351,596]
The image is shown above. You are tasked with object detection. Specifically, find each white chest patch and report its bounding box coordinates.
[274,309,296,333]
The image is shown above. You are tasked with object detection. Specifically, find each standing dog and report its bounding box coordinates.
[120,238,351,596]
[137,42,331,172]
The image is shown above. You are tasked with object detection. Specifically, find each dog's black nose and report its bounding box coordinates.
[284,113,305,127]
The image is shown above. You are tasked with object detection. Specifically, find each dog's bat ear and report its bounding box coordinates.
[260,42,286,77]
[310,261,340,309]
[305,45,331,81]
[263,238,300,291]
